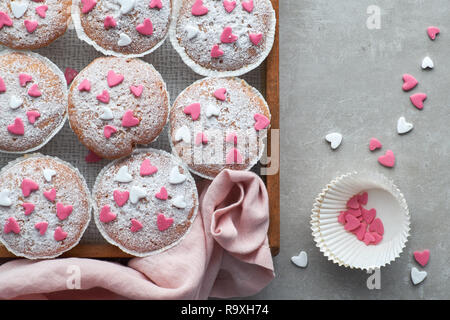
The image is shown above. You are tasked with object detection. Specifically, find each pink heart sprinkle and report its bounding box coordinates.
[242,0,254,13]
[155,187,168,200]
[131,218,143,232]
[21,179,39,197]
[226,132,238,145]
[402,74,418,92]
[369,218,384,235]
[354,222,367,241]
[361,207,376,224]
[28,84,42,97]
[191,0,208,16]
[7,118,25,135]
[410,93,427,110]
[54,227,67,241]
[100,205,117,223]
[43,188,56,202]
[78,79,91,92]
[347,207,361,217]
[4,217,20,234]
[0,12,13,29]
[107,70,124,88]
[337,211,347,224]
[223,0,236,13]
[136,18,153,36]
[85,150,102,163]
[96,90,110,103]
[254,113,270,131]
[35,5,48,18]
[358,192,368,205]
[56,203,73,221]
[220,26,238,43]
[122,109,140,127]
[150,0,163,9]
[0,76,5,93]
[346,195,360,209]
[211,44,224,58]
[183,103,201,121]
[24,20,38,33]
[103,125,117,139]
[371,232,383,245]
[414,249,430,267]
[369,138,382,151]
[64,67,78,85]
[226,148,243,164]
[363,232,375,245]
[344,214,360,231]
[34,221,48,235]
[19,73,33,87]
[249,33,263,45]
[214,88,227,101]
[113,190,129,207]
[195,132,208,145]
[130,85,143,97]
[378,149,395,168]
[140,159,158,176]
[427,26,440,40]
[157,213,173,231]
[104,16,117,29]
[81,0,97,14]
[22,203,35,216]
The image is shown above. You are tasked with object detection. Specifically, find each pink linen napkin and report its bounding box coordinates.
[0,170,274,300]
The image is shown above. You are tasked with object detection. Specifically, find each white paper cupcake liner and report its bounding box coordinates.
[0,153,92,259]
[0,49,68,155]
[71,0,171,58]
[169,0,276,77]
[311,171,411,270]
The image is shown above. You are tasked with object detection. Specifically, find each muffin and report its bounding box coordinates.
[68,56,170,159]
[169,77,271,179]
[0,50,67,153]
[0,0,72,50]
[72,0,172,57]
[170,0,276,76]
[0,154,91,259]
[92,148,198,257]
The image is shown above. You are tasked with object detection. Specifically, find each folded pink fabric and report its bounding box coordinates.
[0,170,274,300]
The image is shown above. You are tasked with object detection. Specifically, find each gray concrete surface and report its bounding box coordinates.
[252,0,450,299]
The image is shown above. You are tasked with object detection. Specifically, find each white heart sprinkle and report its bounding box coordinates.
[43,168,56,182]
[0,190,12,207]
[114,166,133,183]
[172,195,187,209]
[397,116,414,134]
[11,1,28,18]
[118,33,132,46]
[169,166,187,185]
[9,95,23,110]
[205,104,220,118]
[175,125,191,144]
[325,132,342,150]
[411,267,427,285]
[118,0,135,14]
[130,186,146,204]
[99,106,114,120]
[185,25,199,40]
[421,56,434,69]
[291,251,308,268]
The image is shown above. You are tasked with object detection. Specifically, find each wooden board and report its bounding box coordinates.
[0,0,280,259]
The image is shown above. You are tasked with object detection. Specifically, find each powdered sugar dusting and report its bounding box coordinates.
[169,77,270,179]
[92,148,198,256]
[0,154,91,259]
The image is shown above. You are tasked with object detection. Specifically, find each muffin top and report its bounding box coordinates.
[68,56,170,159]
[171,0,276,76]
[0,50,67,153]
[93,149,198,256]
[169,77,270,179]
[73,0,172,57]
[0,0,71,50]
[0,154,91,259]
